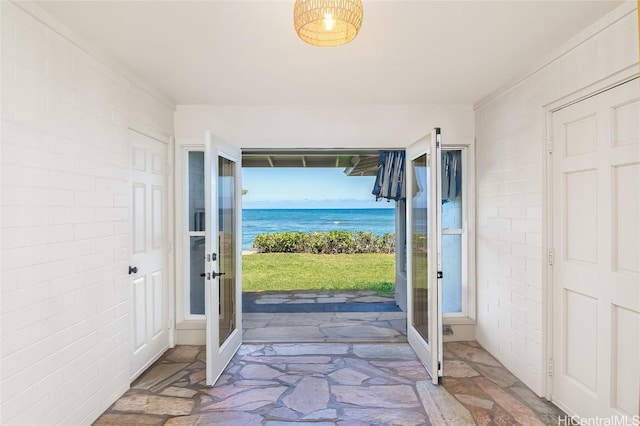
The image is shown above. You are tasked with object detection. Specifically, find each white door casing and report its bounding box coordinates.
[204,131,243,386]
[551,78,639,420]
[130,129,170,380]
[406,128,444,384]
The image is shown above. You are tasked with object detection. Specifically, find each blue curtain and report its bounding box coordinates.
[372,150,461,203]
[441,150,462,203]
[372,151,405,201]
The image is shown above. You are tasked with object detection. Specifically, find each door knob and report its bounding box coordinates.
[211,271,225,279]
[129,266,138,275]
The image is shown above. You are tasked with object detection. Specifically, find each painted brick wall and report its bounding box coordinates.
[474,5,638,396]
[0,2,174,424]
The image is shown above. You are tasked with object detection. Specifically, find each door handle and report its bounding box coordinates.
[129,266,138,275]
[199,271,225,279]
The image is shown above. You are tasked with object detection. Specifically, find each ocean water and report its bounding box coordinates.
[242,208,395,250]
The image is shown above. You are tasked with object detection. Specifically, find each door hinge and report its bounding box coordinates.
[548,248,554,266]
[547,137,553,154]
[167,317,172,330]
[548,359,554,377]
[165,162,172,175]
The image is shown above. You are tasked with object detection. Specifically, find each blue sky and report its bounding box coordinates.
[242,168,394,209]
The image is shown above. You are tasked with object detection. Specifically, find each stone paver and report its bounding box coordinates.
[239,364,283,379]
[93,413,164,425]
[447,341,502,366]
[202,386,287,411]
[328,367,370,385]
[417,380,476,425]
[132,363,190,389]
[113,394,194,416]
[272,343,349,355]
[353,343,416,359]
[333,384,420,408]
[243,325,325,339]
[321,325,402,338]
[445,359,481,378]
[342,407,427,426]
[247,290,395,306]
[96,341,568,425]
[160,386,198,398]
[282,376,329,414]
[164,412,263,426]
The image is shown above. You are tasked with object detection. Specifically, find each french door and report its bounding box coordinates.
[204,131,243,385]
[406,128,444,384]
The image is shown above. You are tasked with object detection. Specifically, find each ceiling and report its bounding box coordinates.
[35,1,622,106]
[242,150,381,175]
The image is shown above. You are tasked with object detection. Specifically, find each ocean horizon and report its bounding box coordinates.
[242,208,396,250]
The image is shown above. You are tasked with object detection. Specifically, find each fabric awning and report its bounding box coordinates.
[372,151,406,201]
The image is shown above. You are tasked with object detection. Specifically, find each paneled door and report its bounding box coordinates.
[551,78,639,420]
[130,129,170,380]
[204,131,243,385]
[406,128,443,384]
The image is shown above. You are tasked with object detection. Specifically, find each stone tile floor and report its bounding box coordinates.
[250,291,395,305]
[243,312,407,342]
[95,341,567,425]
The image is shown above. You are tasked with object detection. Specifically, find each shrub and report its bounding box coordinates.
[253,231,395,254]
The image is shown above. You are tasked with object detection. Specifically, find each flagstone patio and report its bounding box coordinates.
[243,312,407,342]
[95,341,568,425]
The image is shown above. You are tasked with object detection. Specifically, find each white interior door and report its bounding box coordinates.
[204,131,243,386]
[130,129,170,380]
[551,78,639,420]
[406,128,444,384]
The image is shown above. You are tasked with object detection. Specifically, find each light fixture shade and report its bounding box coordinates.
[293,0,363,47]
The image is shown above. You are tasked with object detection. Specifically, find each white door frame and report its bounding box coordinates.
[542,67,639,400]
[406,128,444,384]
[204,130,243,386]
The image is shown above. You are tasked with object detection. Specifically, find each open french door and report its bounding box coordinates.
[406,128,443,384]
[204,130,243,386]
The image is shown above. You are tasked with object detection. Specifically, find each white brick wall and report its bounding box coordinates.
[1,2,174,424]
[474,5,638,395]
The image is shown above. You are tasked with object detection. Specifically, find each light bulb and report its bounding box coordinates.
[323,13,335,31]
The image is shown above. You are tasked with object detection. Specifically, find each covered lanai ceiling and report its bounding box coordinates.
[242,150,381,176]
[34,1,622,106]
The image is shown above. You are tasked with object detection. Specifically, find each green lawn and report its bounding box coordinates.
[242,253,395,294]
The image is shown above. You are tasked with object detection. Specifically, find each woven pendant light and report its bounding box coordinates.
[293,0,363,47]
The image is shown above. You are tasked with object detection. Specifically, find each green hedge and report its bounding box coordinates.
[253,231,395,254]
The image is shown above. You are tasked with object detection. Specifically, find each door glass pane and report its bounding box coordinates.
[189,236,205,315]
[441,150,462,229]
[442,149,463,314]
[412,153,429,341]
[442,234,462,313]
[441,191,462,229]
[188,152,205,232]
[218,156,236,346]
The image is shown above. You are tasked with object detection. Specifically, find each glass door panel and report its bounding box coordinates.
[204,131,242,386]
[412,153,430,341]
[218,156,236,346]
[406,129,443,385]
